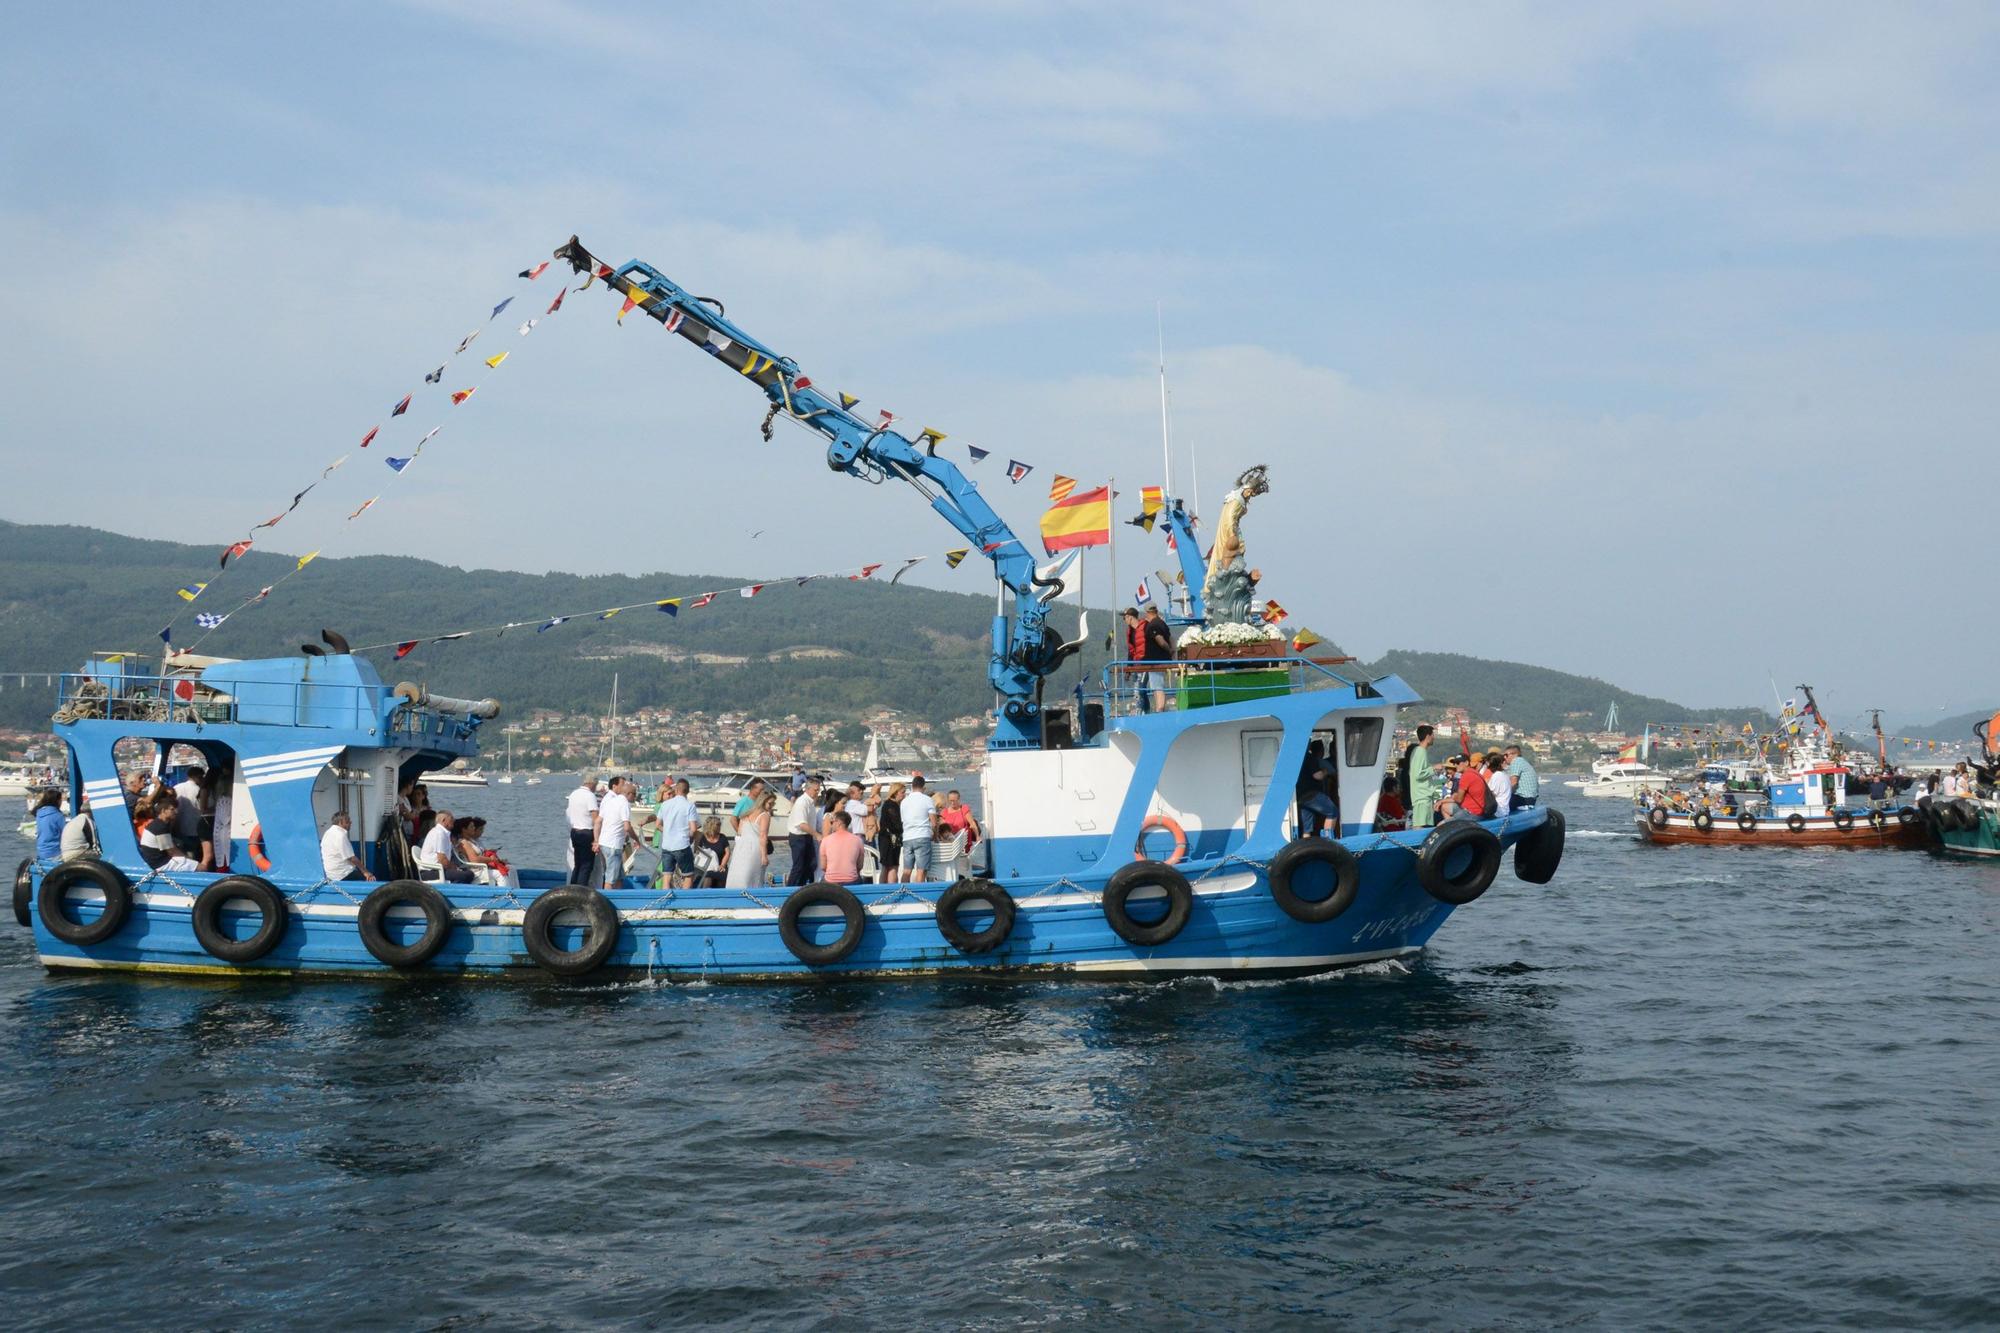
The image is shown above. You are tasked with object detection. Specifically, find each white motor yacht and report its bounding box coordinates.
[1565,758,1672,798]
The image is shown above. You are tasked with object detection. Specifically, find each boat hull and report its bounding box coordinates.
[1637,810,1926,849]
[1931,803,2000,858]
[23,813,1551,982]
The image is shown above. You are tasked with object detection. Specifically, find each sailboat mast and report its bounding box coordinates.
[1156,303,1174,499]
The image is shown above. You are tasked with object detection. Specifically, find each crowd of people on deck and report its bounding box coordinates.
[1389,726,1540,831]
[29,763,239,872]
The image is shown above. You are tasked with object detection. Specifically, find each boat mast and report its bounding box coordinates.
[605,673,619,770]
[1156,303,1174,499]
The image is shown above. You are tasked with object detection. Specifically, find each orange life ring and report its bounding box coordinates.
[247,824,272,873]
[1134,814,1188,864]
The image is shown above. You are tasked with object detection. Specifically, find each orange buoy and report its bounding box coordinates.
[1134,814,1188,864]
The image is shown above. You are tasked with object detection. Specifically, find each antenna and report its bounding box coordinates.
[1156,302,1173,499]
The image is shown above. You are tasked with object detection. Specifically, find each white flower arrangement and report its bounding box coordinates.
[1178,621,1284,647]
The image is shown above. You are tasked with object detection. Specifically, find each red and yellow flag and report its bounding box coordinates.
[1140,485,1163,516]
[1048,474,1078,503]
[1039,485,1111,554]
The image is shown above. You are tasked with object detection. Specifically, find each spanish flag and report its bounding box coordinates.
[1039,485,1111,554]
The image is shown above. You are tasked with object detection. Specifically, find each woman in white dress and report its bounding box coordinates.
[726,792,775,888]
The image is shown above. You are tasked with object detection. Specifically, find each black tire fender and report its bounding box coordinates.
[1868,810,1887,831]
[522,885,621,976]
[1832,810,1854,831]
[1786,813,1807,833]
[1647,806,1670,830]
[1737,811,1758,832]
[1954,800,1983,832]
[1896,805,1919,827]
[1267,838,1361,923]
[36,859,131,947]
[1692,810,1714,833]
[1102,861,1193,946]
[13,858,32,929]
[935,878,1015,954]
[1417,822,1503,906]
[1513,807,1566,885]
[192,876,289,964]
[779,881,867,965]
[358,879,455,969]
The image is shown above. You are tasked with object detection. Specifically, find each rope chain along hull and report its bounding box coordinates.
[23,814,1551,980]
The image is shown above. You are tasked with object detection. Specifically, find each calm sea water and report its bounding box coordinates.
[3,784,1997,1329]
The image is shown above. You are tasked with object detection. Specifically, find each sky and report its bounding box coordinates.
[2,1,1996,726]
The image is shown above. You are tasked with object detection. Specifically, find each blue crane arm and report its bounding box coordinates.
[554,237,1072,749]
[1160,502,1207,624]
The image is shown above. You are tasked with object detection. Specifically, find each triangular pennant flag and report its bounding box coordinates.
[491,297,513,320]
[253,510,287,530]
[385,456,411,472]
[484,351,508,369]
[359,425,379,448]
[546,286,567,315]
[390,394,411,417]
[617,294,638,323]
[919,428,947,451]
[704,330,733,356]
[890,557,926,585]
[518,319,537,336]
[451,388,476,405]
[655,599,680,616]
[219,540,252,568]
[690,593,715,609]
[739,584,764,598]
[457,331,478,354]
[851,564,883,581]
[593,263,613,279]
[425,365,444,383]
[1291,628,1323,653]
[838,391,859,410]
[432,631,469,643]
[598,607,623,620]
[251,585,274,604]
[520,261,550,280]
[176,582,207,601]
[1128,511,1157,532]
[394,641,419,658]
[537,616,567,633]
[347,497,377,521]
[967,445,989,462]
[194,612,228,630]
[944,548,970,568]
[1007,460,1032,484]
[296,551,320,570]
[1049,474,1077,503]
[159,626,172,646]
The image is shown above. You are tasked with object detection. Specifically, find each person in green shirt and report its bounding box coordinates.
[1405,724,1439,828]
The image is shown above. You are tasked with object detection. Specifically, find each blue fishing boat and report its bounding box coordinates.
[8,236,1567,980]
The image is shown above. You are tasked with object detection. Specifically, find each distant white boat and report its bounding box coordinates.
[425,765,490,788]
[1565,759,1671,799]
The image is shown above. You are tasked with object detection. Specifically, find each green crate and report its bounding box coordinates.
[1177,668,1290,709]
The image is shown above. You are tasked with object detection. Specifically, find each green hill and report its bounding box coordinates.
[0,519,1761,738]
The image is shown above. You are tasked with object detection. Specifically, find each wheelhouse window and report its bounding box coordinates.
[1343,717,1384,767]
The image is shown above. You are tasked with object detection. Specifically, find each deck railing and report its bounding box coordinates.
[53,671,477,746]
[1093,654,1362,721]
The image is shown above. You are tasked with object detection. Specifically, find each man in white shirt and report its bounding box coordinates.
[899,776,939,882]
[655,778,698,888]
[172,765,206,856]
[320,810,374,882]
[785,777,823,886]
[423,809,472,883]
[566,776,599,885]
[594,778,634,889]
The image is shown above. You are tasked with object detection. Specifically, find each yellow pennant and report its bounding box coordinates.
[485,351,509,369]
[297,550,320,570]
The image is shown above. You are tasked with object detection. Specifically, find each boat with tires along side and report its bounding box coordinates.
[11,648,1565,981]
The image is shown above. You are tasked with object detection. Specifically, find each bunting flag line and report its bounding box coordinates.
[656,599,680,616]
[967,446,989,463]
[426,365,444,383]
[546,286,567,315]
[518,319,536,336]
[391,394,412,417]
[457,331,478,354]
[177,582,207,602]
[740,584,764,598]
[1049,474,1077,503]
[451,388,476,405]
[195,612,228,630]
[395,641,419,658]
[433,631,468,642]
[347,497,378,521]
[491,297,513,320]
[520,261,550,280]
[537,617,567,633]
[296,551,319,570]
[251,586,273,604]
[1039,484,1111,555]
[945,548,970,568]
[359,426,379,448]
[690,593,716,609]
[598,608,622,620]
[484,351,508,369]
[385,457,411,472]
[1133,578,1153,606]
[219,540,252,568]
[1007,460,1032,484]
